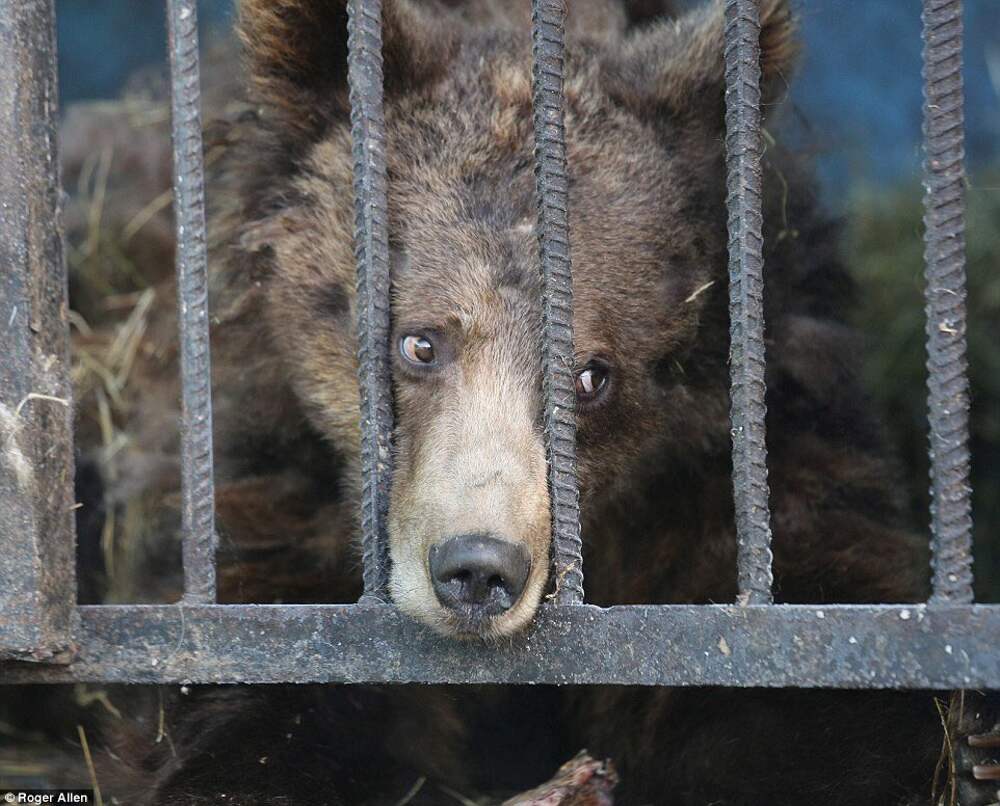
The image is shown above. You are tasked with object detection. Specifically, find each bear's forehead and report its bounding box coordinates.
[307,33,692,272]
[377,38,682,202]
[389,217,539,332]
[300,38,711,355]
[385,215,678,366]
[385,166,682,294]
[376,150,693,360]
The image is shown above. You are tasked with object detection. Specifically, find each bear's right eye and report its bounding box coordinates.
[400,334,436,366]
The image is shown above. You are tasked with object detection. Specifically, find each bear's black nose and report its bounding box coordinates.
[429,534,531,617]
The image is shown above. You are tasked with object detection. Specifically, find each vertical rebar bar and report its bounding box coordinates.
[0,0,76,662]
[167,0,216,604]
[922,0,973,604]
[723,0,773,605]
[348,0,394,602]
[531,0,584,605]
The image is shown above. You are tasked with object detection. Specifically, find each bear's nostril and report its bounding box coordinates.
[429,534,531,618]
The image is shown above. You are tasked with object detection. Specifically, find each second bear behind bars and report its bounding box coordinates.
[86,0,950,803]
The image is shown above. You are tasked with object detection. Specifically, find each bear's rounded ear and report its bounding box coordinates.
[239,0,460,139]
[601,0,797,126]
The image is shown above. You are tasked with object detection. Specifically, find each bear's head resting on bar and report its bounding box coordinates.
[232,0,796,639]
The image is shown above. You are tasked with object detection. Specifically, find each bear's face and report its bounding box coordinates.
[379,99,720,637]
[238,0,795,637]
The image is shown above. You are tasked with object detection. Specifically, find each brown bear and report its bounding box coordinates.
[62,0,974,802]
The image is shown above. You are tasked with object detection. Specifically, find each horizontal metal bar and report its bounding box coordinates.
[166,0,217,604]
[0,0,76,663]
[1,604,997,688]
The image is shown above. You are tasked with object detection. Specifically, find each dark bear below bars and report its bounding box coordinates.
[57,0,992,802]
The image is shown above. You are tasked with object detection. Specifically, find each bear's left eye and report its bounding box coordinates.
[400,334,436,365]
[575,361,610,404]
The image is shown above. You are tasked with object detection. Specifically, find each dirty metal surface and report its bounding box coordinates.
[723,0,774,605]
[1,604,998,687]
[921,0,974,604]
[0,0,76,663]
[347,0,395,602]
[167,0,217,604]
[531,0,584,604]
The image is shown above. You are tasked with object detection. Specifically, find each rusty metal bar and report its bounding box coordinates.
[921,0,973,604]
[0,0,76,662]
[347,0,394,601]
[167,0,217,604]
[2,603,999,688]
[723,0,773,605]
[531,0,584,605]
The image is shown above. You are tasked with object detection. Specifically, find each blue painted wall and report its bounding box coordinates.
[57,0,232,103]
[790,0,999,196]
[57,0,999,198]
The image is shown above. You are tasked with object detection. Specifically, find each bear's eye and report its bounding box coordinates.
[575,361,609,404]
[400,334,435,366]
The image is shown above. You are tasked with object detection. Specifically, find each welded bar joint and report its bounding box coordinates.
[530,0,584,605]
[921,0,973,604]
[0,0,76,662]
[347,0,394,601]
[723,0,773,605]
[167,0,217,604]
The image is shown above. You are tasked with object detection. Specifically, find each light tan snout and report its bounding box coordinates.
[388,370,551,639]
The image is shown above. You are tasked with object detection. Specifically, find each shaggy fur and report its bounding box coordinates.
[70,0,955,802]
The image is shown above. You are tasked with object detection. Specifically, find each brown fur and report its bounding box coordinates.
[70,0,945,802]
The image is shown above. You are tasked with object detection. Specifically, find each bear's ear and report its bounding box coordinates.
[601,0,796,126]
[239,0,459,138]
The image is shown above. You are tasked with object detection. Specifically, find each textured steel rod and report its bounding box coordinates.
[723,0,773,605]
[348,0,394,601]
[922,0,973,604]
[167,0,217,604]
[531,0,584,605]
[0,0,76,662]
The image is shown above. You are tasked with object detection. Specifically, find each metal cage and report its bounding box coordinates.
[0,0,998,693]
